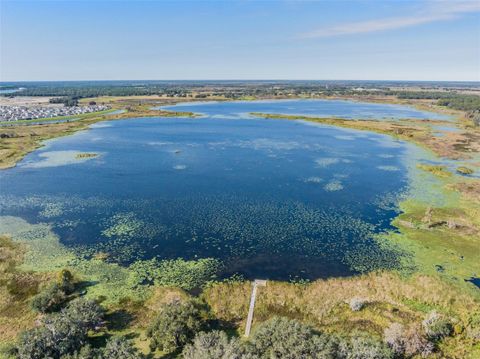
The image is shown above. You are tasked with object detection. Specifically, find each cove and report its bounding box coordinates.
[0,100,436,280]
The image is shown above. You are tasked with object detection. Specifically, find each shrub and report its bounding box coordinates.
[63,298,105,331]
[16,299,104,359]
[31,283,67,313]
[147,301,205,353]
[58,269,75,294]
[349,297,368,312]
[384,322,434,358]
[250,317,339,359]
[384,323,405,355]
[17,315,87,359]
[182,331,243,359]
[339,335,393,359]
[403,326,434,358]
[60,345,99,359]
[422,311,452,341]
[102,337,142,359]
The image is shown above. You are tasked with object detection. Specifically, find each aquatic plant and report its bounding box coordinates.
[324,180,344,191]
[377,165,400,172]
[416,164,452,178]
[315,157,340,167]
[129,258,221,290]
[456,166,474,175]
[304,176,323,183]
[101,212,144,239]
[75,152,98,159]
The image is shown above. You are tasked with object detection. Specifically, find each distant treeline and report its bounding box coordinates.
[49,97,79,107]
[3,83,480,124]
[392,91,480,111]
[14,86,191,98]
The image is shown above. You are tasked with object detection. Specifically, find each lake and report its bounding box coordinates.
[0,100,441,280]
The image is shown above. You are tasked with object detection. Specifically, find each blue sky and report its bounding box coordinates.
[1,0,479,81]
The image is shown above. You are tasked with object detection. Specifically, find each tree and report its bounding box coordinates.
[16,299,104,359]
[182,331,244,359]
[31,283,67,313]
[422,311,452,341]
[339,335,393,359]
[17,314,87,359]
[63,298,105,331]
[58,269,75,294]
[102,337,142,359]
[250,317,338,359]
[146,301,205,353]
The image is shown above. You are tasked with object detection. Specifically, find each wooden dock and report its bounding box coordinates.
[244,279,267,337]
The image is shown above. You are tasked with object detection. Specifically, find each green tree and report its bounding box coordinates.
[102,337,142,359]
[250,317,338,359]
[182,331,244,359]
[16,299,104,359]
[31,283,67,313]
[147,301,205,353]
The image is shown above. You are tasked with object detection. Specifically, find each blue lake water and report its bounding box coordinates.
[160,99,450,121]
[0,100,435,280]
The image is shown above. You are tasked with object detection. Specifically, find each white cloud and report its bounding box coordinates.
[299,0,480,39]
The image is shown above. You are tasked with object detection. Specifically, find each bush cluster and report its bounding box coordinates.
[146,300,206,353]
[182,316,393,359]
[16,299,104,359]
[384,323,434,358]
[31,269,76,313]
[422,311,452,341]
[348,297,368,312]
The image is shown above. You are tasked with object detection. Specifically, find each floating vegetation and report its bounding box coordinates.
[417,164,452,178]
[0,192,403,279]
[39,203,64,218]
[334,135,356,140]
[101,212,144,239]
[456,166,474,175]
[324,180,344,191]
[379,154,395,158]
[315,157,340,167]
[0,216,74,271]
[128,258,221,290]
[173,165,187,170]
[22,150,100,168]
[304,176,323,184]
[75,152,98,159]
[377,165,400,172]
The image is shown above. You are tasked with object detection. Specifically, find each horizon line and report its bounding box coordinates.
[1,79,479,84]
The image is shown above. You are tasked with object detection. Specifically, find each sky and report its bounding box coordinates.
[1,0,479,81]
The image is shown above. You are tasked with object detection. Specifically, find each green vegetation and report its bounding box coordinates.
[416,164,452,178]
[75,153,98,159]
[31,283,67,313]
[15,298,104,359]
[49,97,79,107]
[147,301,205,354]
[457,166,474,175]
[129,258,221,291]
